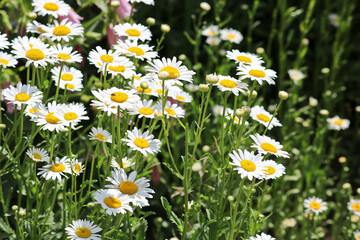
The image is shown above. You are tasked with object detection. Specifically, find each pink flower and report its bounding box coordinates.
[115,0,132,20]
[58,9,83,24]
[107,24,122,46]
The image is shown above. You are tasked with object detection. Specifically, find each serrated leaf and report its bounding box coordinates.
[160,197,183,232]
[162,162,183,180]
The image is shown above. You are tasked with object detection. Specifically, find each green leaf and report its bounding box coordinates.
[162,162,183,180]
[0,10,12,30]
[160,196,183,232]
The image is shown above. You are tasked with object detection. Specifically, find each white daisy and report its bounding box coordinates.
[93,189,133,215]
[184,83,198,92]
[248,233,275,240]
[220,28,243,44]
[250,133,290,158]
[205,37,221,46]
[329,13,339,27]
[65,219,102,240]
[50,44,82,63]
[303,197,328,215]
[128,0,154,5]
[42,19,84,42]
[354,230,360,240]
[90,89,118,116]
[26,20,48,35]
[145,57,196,85]
[32,0,71,18]
[33,101,67,132]
[237,64,277,85]
[26,147,50,162]
[128,99,158,118]
[11,36,54,68]
[202,25,219,37]
[327,115,350,130]
[250,106,282,130]
[122,127,161,157]
[115,39,158,61]
[261,160,285,180]
[55,102,89,127]
[168,89,193,103]
[288,69,305,85]
[229,149,265,180]
[114,23,152,42]
[155,101,185,119]
[348,199,360,216]
[105,168,155,207]
[225,108,248,125]
[0,32,10,50]
[212,105,224,116]
[215,75,248,96]
[24,103,42,119]
[151,79,174,96]
[88,127,112,143]
[2,82,42,107]
[106,56,136,79]
[111,157,135,169]
[56,79,83,92]
[226,50,263,66]
[70,159,84,176]
[88,46,122,73]
[0,52,18,68]
[103,87,140,110]
[37,156,71,181]
[52,65,83,84]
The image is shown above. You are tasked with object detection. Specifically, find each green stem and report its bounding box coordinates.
[54,62,64,102]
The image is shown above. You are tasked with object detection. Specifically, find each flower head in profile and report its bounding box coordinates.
[250,133,290,158]
[65,219,102,240]
[111,157,135,170]
[229,149,265,180]
[128,99,158,118]
[37,156,71,181]
[226,50,263,66]
[106,56,136,79]
[250,105,282,130]
[122,127,161,156]
[303,197,327,215]
[288,69,305,85]
[0,51,16,68]
[89,127,112,143]
[202,25,219,37]
[261,160,285,180]
[70,159,84,176]
[237,64,277,85]
[220,28,243,44]
[329,13,339,27]
[327,116,350,130]
[2,82,43,107]
[32,0,70,18]
[26,147,50,162]
[26,21,48,35]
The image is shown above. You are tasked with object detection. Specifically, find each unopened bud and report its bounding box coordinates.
[309,97,318,107]
[161,24,170,33]
[295,117,303,123]
[206,73,219,84]
[192,162,202,172]
[140,81,149,89]
[355,106,360,112]
[278,91,289,100]
[302,121,310,127]
[256,47,265,54]
[199,84,209,92]
[200,2,211,11]
[319,109,329,116]
[338,156,347,163]
[343,183,351,189]
[357,188,360,194]
[19,209,26,216]
[228,196,234,202]
[241,4,249,10]
[158,71,170,80]
[202,145,210,152]
[146,17,156,25]
[241,106,251,115]
[351,215,360,223]
[110,0,121,7]
[235,108,245,117]
[247,90,257,97]
[0,123,5,129]
[302,38,309,45]
[321,68,330,74]
[178,54,186,60]
[94,81,102,88]
[27,12,37,19]
[12,205,18,211]
[154,112,164,119]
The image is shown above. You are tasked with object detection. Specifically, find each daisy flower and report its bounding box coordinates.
[114,23,152,42]
[128,99,158,118]
[261,160,285,180]
[105,168,155,207]
[55,78,83,92]
[226,50,263,66]
[248,233,275,240]
[206,37,221,46]
[155,101,185,119]
[89,127,112,143]
[65,219,102,240]
[50,44,82,63]
[115,39,158,61]
[250,105,282,130]
[2,82,43,107]
[42,19,84,42]
[202,25,219,37]
[90,89,118,116]
[0,32,10,50]
[37,156,71,181]
[225,108,248,125]
[103,87,140,110]
[237,64,277,85]
[250,133,290,158]
[327,115,350,130]
[213,105,224,116]
[303,197,328,215]
[33,101,67,132]
[128,0,154,5]
[215,75,248,96]
[88,46,122,73]
[52,65,83,84]
[229,149,265,180]
[32,0,70,18]
[329,13,339,27]
[93,189,133,215]
[288,69,305,85]
[26,147,50,162]
[151,79,174,96]
[220,28,243,44]
[132,80,158,97]
[354,230,360,240]
[168,89,193,103]
[184,83,198,92]
[122,127,161,156]
[26,20,48,35]
[145,57,196,85]
[348,199,360,216]
[0,52,18,68]
[69,159,84,176]
[106,56,136,79]
[111,157,135,169]
[55,102,89,127]
[25,103,42,119]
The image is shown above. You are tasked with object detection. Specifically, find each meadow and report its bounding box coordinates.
[0,0,359,239]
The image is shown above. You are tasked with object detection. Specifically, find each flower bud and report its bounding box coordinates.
[12,205,18,211]
[158,71,170,80]
[357,188,360,195]
[321,68,330,74]
[256,47,264,54]
[200,2,211,11]
[351,215,360,223]
[27,12,37,19]
[235,108,245,117]
[192,162,202,172]
[199,84,209,92]
[94,81,102,88]
[241,106,251,116]
[140,81,149,89]
[202,145,210,152]
[146,17,156,25]
[309,97,318,107]
[319,109,329,116]
[110,0,120,7]
[0,123,5,129]
[228,196,234,202]
[154,112,164,119]
[206,73,219,84]
[302,121,309,128]
[241,4,249,10]
[246,90,257,97]
[19,209,26,216]
[338,156,346,163]
[278,91,289,100]
[302,38,309,45]
[342,183,351,189]
[178,54,186,60]
[161,24,171,33]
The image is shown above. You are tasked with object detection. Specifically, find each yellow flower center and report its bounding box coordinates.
[136,86,151,93]
[176,96,185,101]
[50,163,65,172]
[45,112,61,124]
[100,54,114,63]
[134,138,149,148]
[75,227,91,238]
[95,133,106,141]
[125,28,141,37]
[104,197,122,208]
[29,108,40,114]
[156,89,167,95]
[119,181,138,195]
[226,34,236,39]
[53,25,71,36]
[333,119,343,125]
[37,27,46,33]
[260,143,278,153]
[257,114,270,122]
[15,93,31,102]
[73,164,82,173]
[65,84,75,89]
[0,58,9,65]
[240,160,256,171]
[249,69,266,78]
[139,107,154,115]
[57,53,71,61]
[236,55,252,63]
[263,166,276,175]
[127,47,145,56]
[208,30,215,36]
[219,79,237,88]
[160,66,180,79]
[43,2,59,11]
[133,76,141,81]
[357,236,360,240]
[26,49,45,61]
[309,201,321,210]
[111,92,128,103]
[165,108,176,116]
[108,65,125,72]
[61,73,73,81]
[64,112,78,121]
[352,203,360,212]
[32,153,42,160]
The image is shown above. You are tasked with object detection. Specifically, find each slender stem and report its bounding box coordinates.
[54,62,64,102]
[49,131,56,164]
